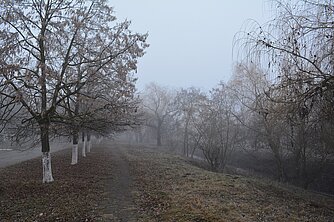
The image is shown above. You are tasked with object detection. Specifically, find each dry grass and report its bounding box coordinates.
[1,142,333,221]
[0,145,114,221]
[124,144,334,222]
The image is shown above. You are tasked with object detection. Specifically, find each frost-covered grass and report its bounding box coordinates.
[124,144,334,222]
[1,142,334,221]
[0,145,113,221]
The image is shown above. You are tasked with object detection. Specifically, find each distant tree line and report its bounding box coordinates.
[134,0,334,194]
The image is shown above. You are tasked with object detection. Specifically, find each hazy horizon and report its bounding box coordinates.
[110,0,271,91]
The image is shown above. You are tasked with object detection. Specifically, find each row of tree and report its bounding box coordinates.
[0,0,148,182]
[136,0,334,192]
[138,82,240,171]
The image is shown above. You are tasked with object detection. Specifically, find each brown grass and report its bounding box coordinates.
[1,142,334,221]
[124,144,334,222]
[0,145,114,221]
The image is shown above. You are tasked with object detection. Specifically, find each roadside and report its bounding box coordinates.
[0,140,70,168]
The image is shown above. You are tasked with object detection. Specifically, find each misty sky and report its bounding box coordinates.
[110,0,270,91]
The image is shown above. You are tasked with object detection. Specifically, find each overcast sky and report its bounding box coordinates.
[110,0,271,91]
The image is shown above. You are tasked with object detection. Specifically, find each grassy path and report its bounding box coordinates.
[100,142,138,221]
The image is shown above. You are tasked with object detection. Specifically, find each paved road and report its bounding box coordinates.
[0,141,70,168]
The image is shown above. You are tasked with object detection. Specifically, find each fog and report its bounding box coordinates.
[0,1,333,220]
[110,0,270,91]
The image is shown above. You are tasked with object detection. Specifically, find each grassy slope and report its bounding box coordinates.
[0,146,114,221]
[0,142,334,221]
[124,144,334,222]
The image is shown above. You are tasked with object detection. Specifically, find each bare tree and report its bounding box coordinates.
[230,63,289,181]
[236,0,334,92]
[142,83,177,146]
[61,50,143,164]
[0,0,148,182]
[191,83,240,171]
[234,0,334,185]
[175,87,206,157]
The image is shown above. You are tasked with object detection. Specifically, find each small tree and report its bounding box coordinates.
[142,83,177,146]
[175,87,206,157]
[192,83,240,171]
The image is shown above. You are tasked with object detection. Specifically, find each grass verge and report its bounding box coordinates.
[123,144,334,222]
[0,144,113,222]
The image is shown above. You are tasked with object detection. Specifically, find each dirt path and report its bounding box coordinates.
[100,142,138,221]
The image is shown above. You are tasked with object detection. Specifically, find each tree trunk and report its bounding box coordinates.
[42,152,54,183]
[157,128,161,146]
[275,156,285,182]
[157,121,162,146]
[269,139,285,182]
[183,120,189,157]
[82,131,86,157]
[87,132,91,153]
[40,123,54,183]
[190,147,196,158]
[71,132,79,165]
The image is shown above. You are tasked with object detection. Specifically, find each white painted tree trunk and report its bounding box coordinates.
[71,144,78,165]
[82,137,86,157]
[42,152,54,183]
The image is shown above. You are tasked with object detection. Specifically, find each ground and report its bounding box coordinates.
[0,140,334,221]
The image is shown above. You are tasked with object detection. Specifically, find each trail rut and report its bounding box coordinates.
[100,143,138,222]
